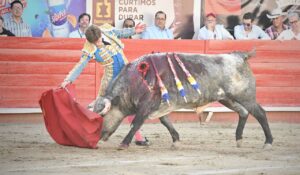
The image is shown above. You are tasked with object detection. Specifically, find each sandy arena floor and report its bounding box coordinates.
[0,121,300,175]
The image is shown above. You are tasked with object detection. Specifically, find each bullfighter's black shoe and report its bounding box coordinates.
[135,137,150,146]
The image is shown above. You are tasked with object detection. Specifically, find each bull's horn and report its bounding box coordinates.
[100,98,111,115]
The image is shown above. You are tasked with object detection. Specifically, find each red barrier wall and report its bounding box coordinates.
[0,37,299,108]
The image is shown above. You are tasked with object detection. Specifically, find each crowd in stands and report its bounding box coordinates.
[1,0,300,40]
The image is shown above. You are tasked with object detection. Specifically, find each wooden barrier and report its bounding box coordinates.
[0,37,299,109]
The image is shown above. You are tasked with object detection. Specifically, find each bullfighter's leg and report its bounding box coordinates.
[159,115,180,143]
[219,99,249,148]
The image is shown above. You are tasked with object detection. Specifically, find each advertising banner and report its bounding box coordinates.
[113,0,195,39]
[114,0,174,29]
[0,0,86,37]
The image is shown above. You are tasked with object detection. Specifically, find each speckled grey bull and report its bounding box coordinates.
[94,51,273,149]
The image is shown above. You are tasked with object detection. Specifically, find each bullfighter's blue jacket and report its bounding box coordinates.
[64,24,135,96]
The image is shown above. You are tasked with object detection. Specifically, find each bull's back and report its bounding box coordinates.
[126,52,255,103]
[178,53,256,99]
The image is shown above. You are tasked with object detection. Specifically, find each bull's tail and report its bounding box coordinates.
[232,48,256,61]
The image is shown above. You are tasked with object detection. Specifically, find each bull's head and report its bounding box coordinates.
[93,96,125,141]
[93,96,111,115]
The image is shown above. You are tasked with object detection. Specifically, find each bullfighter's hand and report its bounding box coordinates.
[61,80,71,88]
[135,23,146,34]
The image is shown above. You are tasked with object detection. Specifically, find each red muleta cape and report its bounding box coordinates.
[39,84,103,149]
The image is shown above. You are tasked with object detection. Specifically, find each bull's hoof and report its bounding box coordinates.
[171,141,181,149]
[199,122,207,125]
[263,143,272,150]
[117,143,129,150]
[236,139,243,148]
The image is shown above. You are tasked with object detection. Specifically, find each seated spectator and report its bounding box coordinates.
[234,12,270,40]
[0,16,15,36]
[122,18,137,39]
[196,13,233,40]
[265,8,289,40]
[69,13,91,38]
[277,12,300,40]
[141,11,173,39]
[4,0,31,37]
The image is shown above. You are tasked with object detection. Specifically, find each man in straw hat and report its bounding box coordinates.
[265,8,288,40]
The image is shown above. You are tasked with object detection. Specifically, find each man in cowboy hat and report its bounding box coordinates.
[265,8,288,40]
[277,12,300,40]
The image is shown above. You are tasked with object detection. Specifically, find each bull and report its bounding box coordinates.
[93,51,273,149]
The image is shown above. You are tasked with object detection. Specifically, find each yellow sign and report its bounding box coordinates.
[93,0,114,25]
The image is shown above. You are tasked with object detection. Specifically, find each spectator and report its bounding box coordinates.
[234,12,270,40]
[69,13,91,38]
[141,11,173,39]
[196,13,233,40]
[265,8,289,40]
[0,16,15,36]
[4,0,31,37]
[277,12,300,40]
[122,18,137,39]
[123,18,135,29]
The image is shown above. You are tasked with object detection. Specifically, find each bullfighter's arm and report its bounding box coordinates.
[64,42,95,82]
